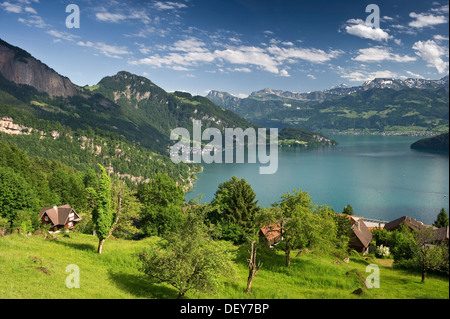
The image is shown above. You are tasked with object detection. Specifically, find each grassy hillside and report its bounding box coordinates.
[0,233,448,299]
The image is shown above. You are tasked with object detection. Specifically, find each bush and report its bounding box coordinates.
[11,210,34,234]
[0,216,10,236]
[376,245,391,258]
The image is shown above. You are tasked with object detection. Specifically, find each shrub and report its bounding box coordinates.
[376,245,391,258]
[11,210,37,234]
[0,216,10,236]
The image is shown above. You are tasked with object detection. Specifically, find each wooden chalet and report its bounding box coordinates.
[259,222,283,247]
[429,226,449,245]
[39,204,82,232]
[384,216,428,232]
[348,217,373,255]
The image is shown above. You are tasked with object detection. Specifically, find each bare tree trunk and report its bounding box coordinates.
[246,240,262,293]
[285,247,291,267]
[422,269,427,283]
[98,239,105,254]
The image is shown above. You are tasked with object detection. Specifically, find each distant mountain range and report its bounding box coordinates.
[207,76,449,135]
[209,76,449,104]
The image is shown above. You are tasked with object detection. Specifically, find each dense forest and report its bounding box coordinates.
[410,132,449,151]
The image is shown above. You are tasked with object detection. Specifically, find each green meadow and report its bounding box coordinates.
[0,232,448,299]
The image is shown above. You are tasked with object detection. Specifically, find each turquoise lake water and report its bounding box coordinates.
[186,135,449,225]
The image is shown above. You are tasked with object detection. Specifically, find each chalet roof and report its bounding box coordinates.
[384,216,427,232]
[432,226,449,242]
[352,219,373,248]
[260,222,283,243]
[39,204,81,226]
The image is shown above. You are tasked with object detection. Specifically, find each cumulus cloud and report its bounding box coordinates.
[344,19,392,42]
[0,2,22,13]
[412,40,449,74]
[129,38,340,76]
[408,12,448,28]
[353,47,417,63]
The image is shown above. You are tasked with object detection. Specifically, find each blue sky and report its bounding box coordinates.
[0,0,449,97]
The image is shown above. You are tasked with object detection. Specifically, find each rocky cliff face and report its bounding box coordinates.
[0,39,78,97]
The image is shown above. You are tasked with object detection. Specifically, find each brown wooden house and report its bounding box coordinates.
[259,222,283,247]
[39,204,82,232]
[348,218,373,255]
[430,226,449,245]
[384,216,427,232]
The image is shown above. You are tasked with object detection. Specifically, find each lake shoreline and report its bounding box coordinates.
[186,135,449,225]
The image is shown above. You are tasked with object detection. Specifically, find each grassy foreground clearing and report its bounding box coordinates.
[0,233,448,299]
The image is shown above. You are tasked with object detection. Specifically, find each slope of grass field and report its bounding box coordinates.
[0,232,448,299]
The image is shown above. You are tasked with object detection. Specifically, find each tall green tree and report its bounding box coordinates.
[88,165,114,254]
[49,168,87,212]
[433,208,449,228]
[137,174,185,237]
[211,175,260,243]
[111,179,142,239]
[342,204,354,215]
[0,167,38,223]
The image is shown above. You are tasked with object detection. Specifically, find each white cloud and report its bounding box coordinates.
[171,37,207,52]
[154,1,187,10]
[18,14,46,28]
[130,38,340,77]
[231,67,252,73]
[95,9,151,24]
[412,40,449,74]
[434,34,449,41]
[345,23,392,42]
[340,70,399,82]
[408,12,447,28]
[267,45,341,63]
[47,30,79,42]
[279,69,290,77]
[24,6,36,14]
[353,47,416,63]
[405,71,424,79]
[215,46,280,74]
[307,74,317,80]
[96,12,127,23]
[431,4,449,14]
[0,2,22,13]
[77,41,130,59]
